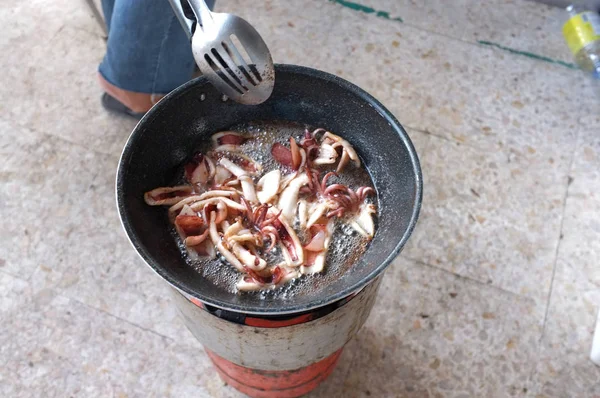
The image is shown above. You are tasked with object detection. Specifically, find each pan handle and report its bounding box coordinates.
[168,0,196,40]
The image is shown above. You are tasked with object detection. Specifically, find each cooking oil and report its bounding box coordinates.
[178,121,376,296]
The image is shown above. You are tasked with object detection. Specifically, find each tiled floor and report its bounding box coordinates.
[1,0,599,397]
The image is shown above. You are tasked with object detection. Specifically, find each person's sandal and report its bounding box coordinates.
[101,93,146,120]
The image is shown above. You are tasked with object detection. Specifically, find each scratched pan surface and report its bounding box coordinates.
[116,64,422,315]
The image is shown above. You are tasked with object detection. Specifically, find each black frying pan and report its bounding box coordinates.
[116,65,422,315]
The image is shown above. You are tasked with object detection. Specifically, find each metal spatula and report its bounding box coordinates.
[169,0,275,105]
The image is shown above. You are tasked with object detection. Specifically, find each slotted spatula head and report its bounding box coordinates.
[181,0,274,105]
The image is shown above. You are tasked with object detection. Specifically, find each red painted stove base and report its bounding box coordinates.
[206,348,343,398]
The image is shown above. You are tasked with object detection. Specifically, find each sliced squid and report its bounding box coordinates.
[236,277,264,292]
[230,240,267,271]
[298,199,309,229]
[208,211,245,272]
[185,153,216,185]
[212,151,262,175]
[322,132,360,173]
[168,191,239,218]
[213,165,233,185]
[174,204,197,236]
[301,251,326,275]
[300,220,334,274]
[278,173,309,223]
[144,186,194,206]
[270,211,304,267]
[256,170,281,204]
[278,171,299,194]
[349,203,377,238]
[211,131,249,149]
[175,214,205,236]
[219,157,258,203]
[184,229,210,247]
[174,205,214,260]
[144,126,377,293]
[313,143,338,166]
[187,197,246,213]
[236,265,299,292]
[222,220,267,271]
[271,139,306,171]
[306,201,329,229]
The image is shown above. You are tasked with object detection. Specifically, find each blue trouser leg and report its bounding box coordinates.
[101,0,115,32]
[99,0,215,96]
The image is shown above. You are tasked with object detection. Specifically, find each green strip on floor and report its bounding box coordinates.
[478,41,577,69]
[329,0,577,71]
[329,0,403,23]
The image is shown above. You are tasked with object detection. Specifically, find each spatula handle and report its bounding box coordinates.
[168,0,195,39]
[187,0,214,28]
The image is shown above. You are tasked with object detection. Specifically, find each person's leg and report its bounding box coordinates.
[99,0,215,114]
[101,0,115,32]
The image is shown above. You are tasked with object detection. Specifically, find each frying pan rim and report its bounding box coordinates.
[116,64,422,315]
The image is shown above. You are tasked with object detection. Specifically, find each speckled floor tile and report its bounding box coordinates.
[45,151,202,346]
[308,340,360,397]
[558,196,600,291]
[461,0,573,64]
[559,119,600,288]
[32,173,201,349]
[0,120,106,279]
[331,257,542,397]
[576,114,600,170]
[320,0,572,64]
[325,14,596,157]
[218,0,598,161]
[0,0,99,74]
[1,0,102,38]
[0,268,35,369]
[529,124,600,397]
[403,134,566,303]
[0,290,227,398]
[3,0,600,396]
[0,0,136,156]
[0,118,200,349]
[342,0,470,38]
[406,128,431,157]
[220,0,572,65]
[0,272,29,319]
[214,0,339,72]
[530,260,600,397]
[0,342,115,398]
